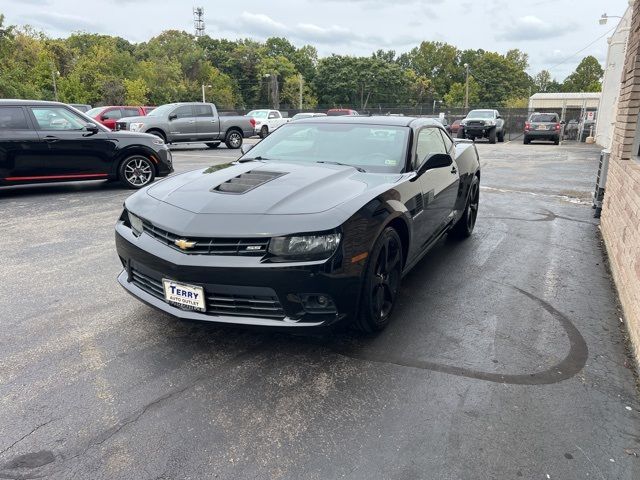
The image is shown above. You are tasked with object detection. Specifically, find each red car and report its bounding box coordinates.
[85,106,155,130]
[327,108,359,116]
[450,119,462,135]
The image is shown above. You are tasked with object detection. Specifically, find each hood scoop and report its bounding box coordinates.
[212,170,287,194]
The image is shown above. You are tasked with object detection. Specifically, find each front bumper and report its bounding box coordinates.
[115,223,363,327]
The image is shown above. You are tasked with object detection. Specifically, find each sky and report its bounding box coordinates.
[2,0,632,81]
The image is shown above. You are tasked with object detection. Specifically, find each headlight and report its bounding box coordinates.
[486,120,495,126]
[460,120,466,126]
[127,211,144,236]
[152,137,165,146]
[130,122,145,132]
[268,232,341,260]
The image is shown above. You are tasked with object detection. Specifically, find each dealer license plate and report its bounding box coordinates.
[162,279,206,312]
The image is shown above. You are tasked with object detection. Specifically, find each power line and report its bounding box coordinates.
[546,26,616,72]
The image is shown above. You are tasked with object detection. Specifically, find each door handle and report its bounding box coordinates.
[450,166,457,174]
[44,136,59,143]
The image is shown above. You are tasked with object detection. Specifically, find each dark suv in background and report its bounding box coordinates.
[0,100,173,189]
[524,112,562,145]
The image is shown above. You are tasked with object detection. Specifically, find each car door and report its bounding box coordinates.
[0,106,42,182]
[268,110,282,130]
[194,104,220,140]
[168,105,198,140]
[413,126,460,245]
[99,107,123,130]
[27,105,116,179]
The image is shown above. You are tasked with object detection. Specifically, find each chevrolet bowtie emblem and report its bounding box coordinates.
[174,238,196,250]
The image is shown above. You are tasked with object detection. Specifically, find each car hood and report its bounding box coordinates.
[146,161,402,215]
[463,117,493,123]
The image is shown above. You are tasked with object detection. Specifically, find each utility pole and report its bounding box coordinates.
[51,62,59,101]
[298,74,303,110]
[463,63,470,111]
[201,83,211,103]
[272,74,279,109]
[193,7,205,37]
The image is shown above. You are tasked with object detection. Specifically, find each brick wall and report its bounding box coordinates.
[601,0,640,363]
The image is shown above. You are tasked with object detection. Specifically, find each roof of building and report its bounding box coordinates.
[529,92,602,100]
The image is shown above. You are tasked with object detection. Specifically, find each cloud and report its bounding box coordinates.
[28,12,99,32]
[497,15,572,41]
[215,11,422,49]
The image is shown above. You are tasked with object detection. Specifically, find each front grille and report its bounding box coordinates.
[467,120,485,127]
[130,268,285,319]
[143,221,270,256]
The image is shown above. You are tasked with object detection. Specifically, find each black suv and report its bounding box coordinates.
[0,100,173,189]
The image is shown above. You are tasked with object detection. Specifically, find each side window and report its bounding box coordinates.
[416,127,447,167]
[268,111,278,119]
[122,108,140,117]
[0,107,29,130]
[102,109,122,120]
[439,129,453,152]
[30,107,86,131]
[194,105,213,117]
[173,105,194,119]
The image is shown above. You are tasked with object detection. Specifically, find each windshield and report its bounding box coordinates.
[146,104,178,117]
[530,114,558,123]
[240,123,409,173]
[85,107,106,117]
[247,110,268,118]
[467,110,495,119]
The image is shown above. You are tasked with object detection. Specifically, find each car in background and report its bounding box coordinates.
[0,100,172,189]
[291,112,327,121]
[86,106,155,130]
[457,109,505,144]
[246,109,289,138]
[69,104,92,113]
[115,116,480,332]
[327,108,359,116]
[116,102,253,149]
[423,115,452,135]
[524,112,562,145]
[450,119,462,135]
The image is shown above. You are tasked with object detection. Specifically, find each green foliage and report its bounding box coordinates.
[0,13,606,109]
[561,56,604,92]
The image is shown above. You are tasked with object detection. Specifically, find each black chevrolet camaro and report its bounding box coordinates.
[115,116,480,332]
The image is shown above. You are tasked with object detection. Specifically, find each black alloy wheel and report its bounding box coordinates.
[225,130,243,149]
[260,125,269,139]
[451,175,479,239]
[355,227,403,333]
[119,155,156,189]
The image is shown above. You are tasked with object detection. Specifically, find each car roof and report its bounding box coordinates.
[292,115,443,128]
[0,99,73,107]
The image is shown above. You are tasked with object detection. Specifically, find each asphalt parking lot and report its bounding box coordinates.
[1,138,639,479]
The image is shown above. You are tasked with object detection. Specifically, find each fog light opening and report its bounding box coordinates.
[299,294,337,314]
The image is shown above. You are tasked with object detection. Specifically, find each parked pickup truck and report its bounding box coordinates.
[86,105,155,130]
[246,109,289,138]
[116,102,254,149]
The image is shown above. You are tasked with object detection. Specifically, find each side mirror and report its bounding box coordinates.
[496,115,502,119]
[84,123,99,134]
[168,113,177,121]
[418,153,453,174]
[240,144,254,155]
[100,115,108,121]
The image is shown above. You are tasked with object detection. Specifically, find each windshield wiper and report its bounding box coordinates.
[238,156,270,163]
[316,161,365,173]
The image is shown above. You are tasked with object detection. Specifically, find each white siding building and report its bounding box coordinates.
[596,2,634,148]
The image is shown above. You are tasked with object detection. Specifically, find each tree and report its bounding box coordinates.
[444,79,480,107]
[398,41,462,98]
[562,56,604,92]
[124,78,149,104]
[281,74,318,109]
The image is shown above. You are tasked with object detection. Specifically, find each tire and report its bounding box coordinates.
[488,127,497,144]
[147,129,166,143]
[554,136,560,145]
[119,155,156,189]
[523,136,530,145]
[457,128,465,139]
[206,142,221,149]
[260,125,269,139]
[354,227,403,333]
[450,175,479,239]
[498,130,505,142]
[225,130,243,149]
